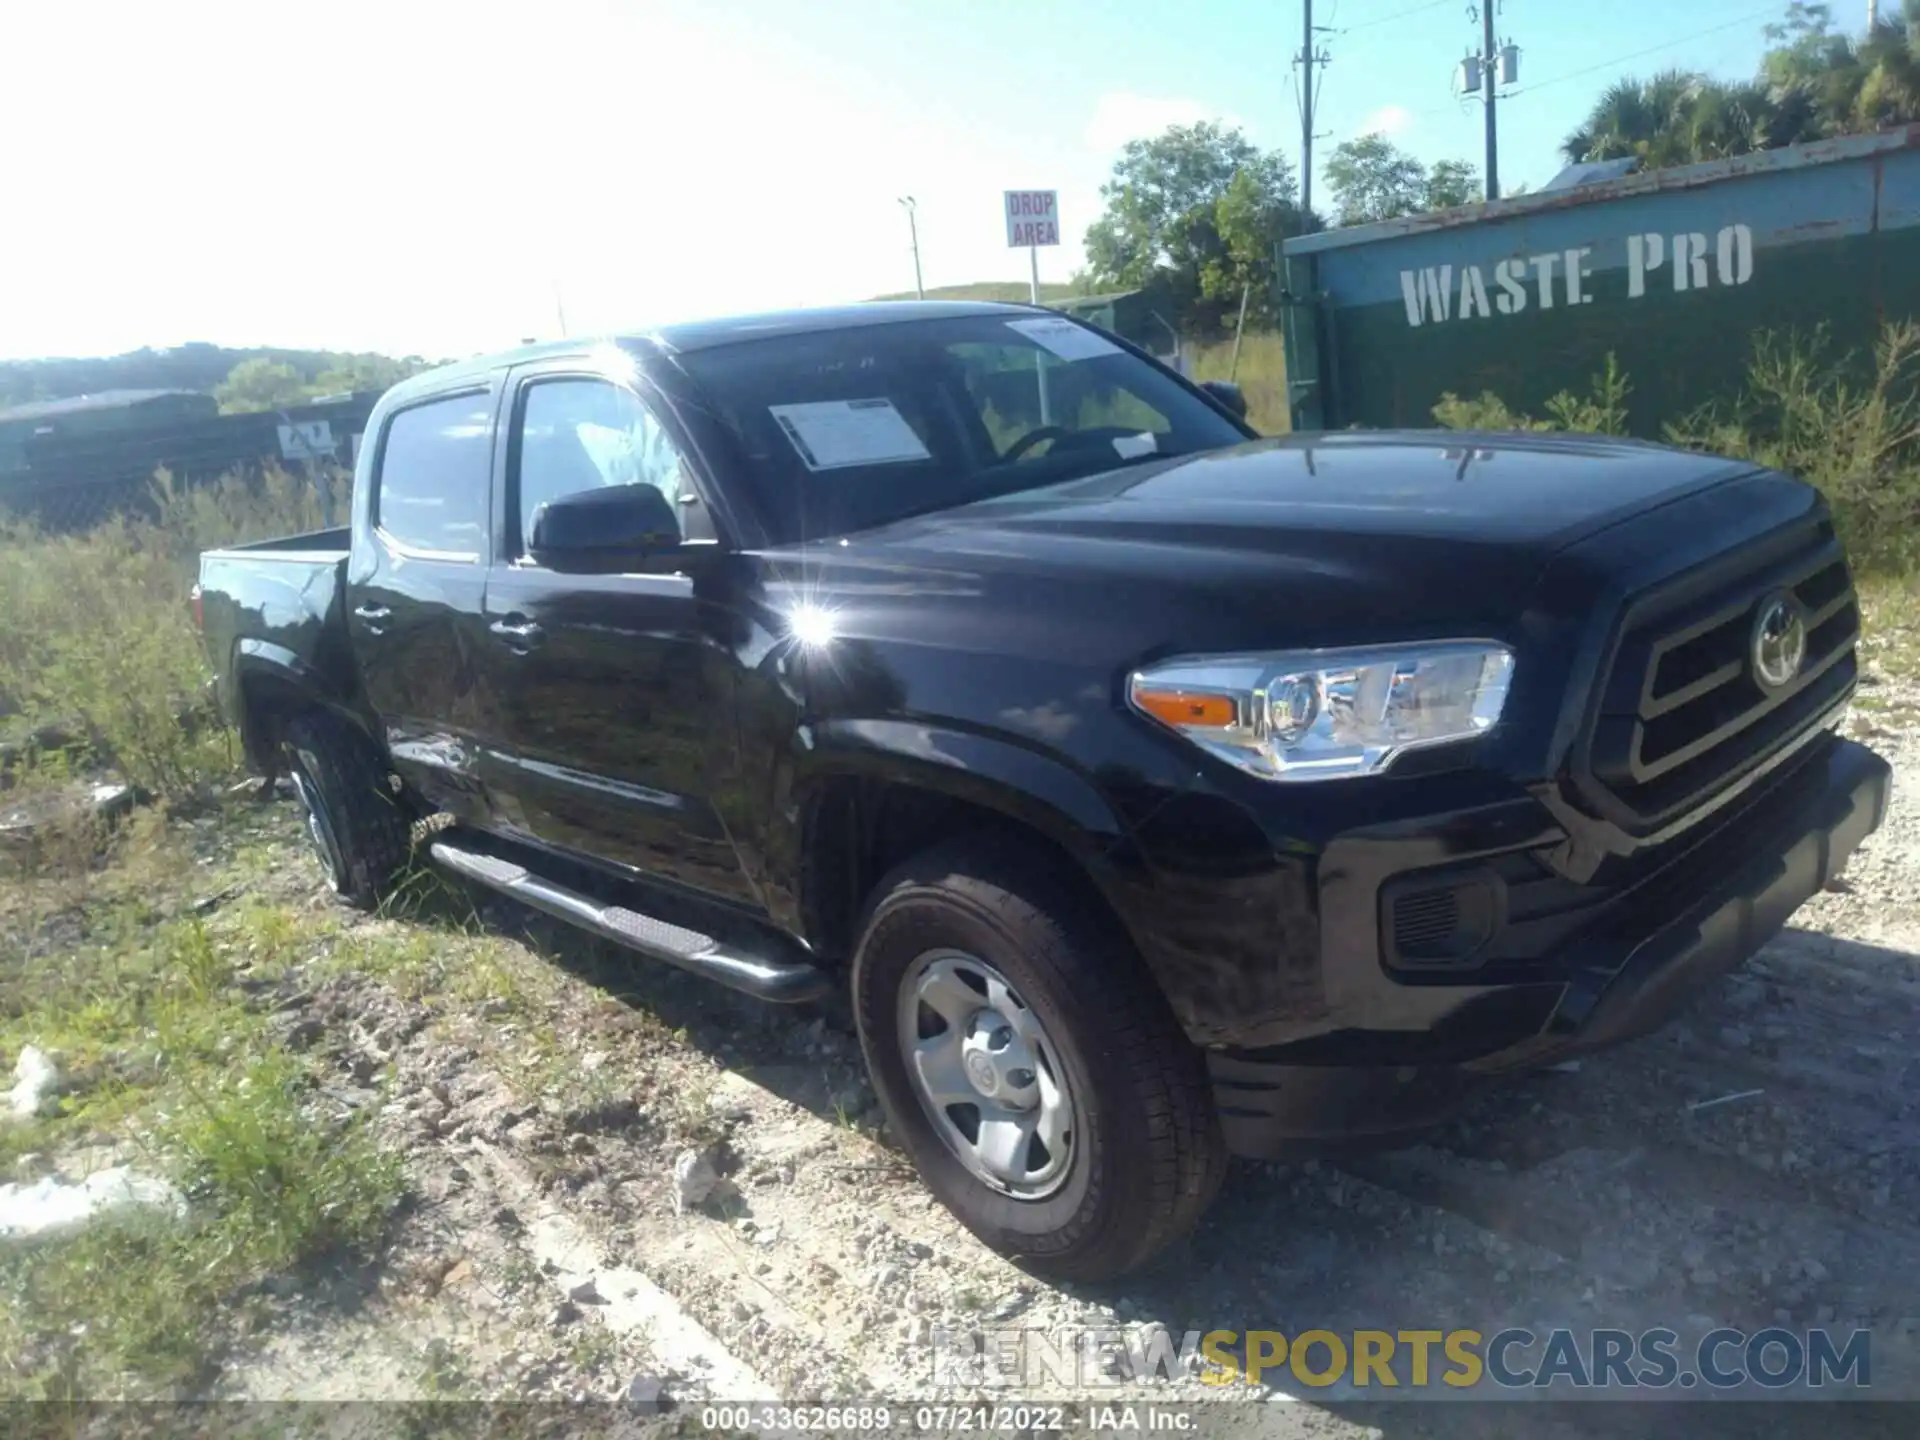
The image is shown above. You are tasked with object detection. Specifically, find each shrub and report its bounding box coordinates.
[1432,326,1920,575]
[1666,322,1920,574]
[0,464,346,798]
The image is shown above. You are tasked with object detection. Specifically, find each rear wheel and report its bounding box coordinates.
[282,712,411,910]
[852,838,1227,1281]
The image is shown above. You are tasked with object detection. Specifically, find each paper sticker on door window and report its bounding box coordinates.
[768,399,931,471]
[1005,316,1123,362]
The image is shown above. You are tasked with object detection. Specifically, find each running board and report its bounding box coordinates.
[429,841,829,1004]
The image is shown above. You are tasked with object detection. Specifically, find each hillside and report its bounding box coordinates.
[0,343,431,410]
[871,280,1083,304]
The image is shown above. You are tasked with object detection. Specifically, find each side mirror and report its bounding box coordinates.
[528,484,682,573]
[1200,379,1249,421]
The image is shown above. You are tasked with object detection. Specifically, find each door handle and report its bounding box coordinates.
[489,616,546,650]
[353,603,392,634]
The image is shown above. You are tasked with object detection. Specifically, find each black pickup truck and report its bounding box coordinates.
[196,301,1889,1280]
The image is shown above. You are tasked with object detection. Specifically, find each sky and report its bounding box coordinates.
[0,0,1807,362]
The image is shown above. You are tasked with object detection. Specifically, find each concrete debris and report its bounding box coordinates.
[0,1166,186,1242]
[8,1046,60,1121]
[672,1148,719,1214]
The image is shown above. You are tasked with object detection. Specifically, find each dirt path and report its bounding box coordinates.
[13,705,1920,1431]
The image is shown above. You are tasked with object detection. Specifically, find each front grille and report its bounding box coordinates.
[1576,521,1858,830]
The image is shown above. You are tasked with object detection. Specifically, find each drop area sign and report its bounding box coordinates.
[1005,190,1060,248]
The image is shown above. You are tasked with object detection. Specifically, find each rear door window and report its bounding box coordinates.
[374,392,493,559]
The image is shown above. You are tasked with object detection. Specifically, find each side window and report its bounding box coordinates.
[513,379,687,554]
[374,392,492,558]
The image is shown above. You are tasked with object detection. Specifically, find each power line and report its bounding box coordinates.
[1338,0,1456,35]
[1394,3,1781,120]
[1502,6,1781,99]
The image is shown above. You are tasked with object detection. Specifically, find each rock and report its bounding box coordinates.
[1802,1256,1830,1283]
[549,1300,581,1329]
[8,1046,60,1120]
[907,1240,933,1260]
[568,1278,604,1305]
[673,1149,719,1214]
[903,1315,931,1346]
[870,1263,903,1291]
[731,1299,757,1322]
[1719,1025,1752,1050]
[623,1372,670,1414]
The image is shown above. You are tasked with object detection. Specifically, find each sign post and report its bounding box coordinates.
[1004,189,1061,422]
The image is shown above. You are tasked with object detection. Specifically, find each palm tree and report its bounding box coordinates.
[1851,12,1920,130]
[1562,70,1731,168]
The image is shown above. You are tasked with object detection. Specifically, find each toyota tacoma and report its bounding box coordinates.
[194,301,1889,1279]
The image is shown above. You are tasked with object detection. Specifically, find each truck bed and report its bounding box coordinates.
[197,529,355,763]
[200,526,350,562]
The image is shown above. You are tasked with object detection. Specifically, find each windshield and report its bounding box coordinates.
[674,313,1249,543]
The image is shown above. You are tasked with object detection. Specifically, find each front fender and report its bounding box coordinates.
[804,716,1135,870]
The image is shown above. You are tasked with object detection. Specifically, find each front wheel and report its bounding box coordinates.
[852,839,1227,1281]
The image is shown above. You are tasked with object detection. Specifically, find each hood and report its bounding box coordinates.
[779,432,1757,660]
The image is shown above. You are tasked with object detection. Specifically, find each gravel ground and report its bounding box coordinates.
[14,688,1920,1434]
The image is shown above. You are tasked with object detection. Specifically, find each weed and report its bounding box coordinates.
[1185,332,1290,435]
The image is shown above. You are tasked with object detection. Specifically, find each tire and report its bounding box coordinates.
[282,712,411,911]
[852,837,1227,1281]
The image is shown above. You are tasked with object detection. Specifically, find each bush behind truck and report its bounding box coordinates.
[196,301,1887,1279]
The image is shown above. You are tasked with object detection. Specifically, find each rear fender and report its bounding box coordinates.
[231,639,380,773]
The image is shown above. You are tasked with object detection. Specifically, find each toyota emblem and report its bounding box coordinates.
[1750,594,1807,693]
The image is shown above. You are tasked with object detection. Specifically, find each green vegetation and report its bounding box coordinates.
[0,344,431,414]
[1433,321,1920,574]
[0,467,345,798]
[212,353,425,415]
[1324,136,1481,227]
[1081,121,1304,336]
[0,821,402,1397]
[1564,4,1920,168]
[1186,332,1290,435]
[872,280,1083,304]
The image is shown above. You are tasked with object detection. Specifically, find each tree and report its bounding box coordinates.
[1323,134,1425,225]
[1423,158,1481,211]
[1323,136,1480,226]
[212,358,309,414]
[1562,5,1918,172]
[1083,122,1302,332]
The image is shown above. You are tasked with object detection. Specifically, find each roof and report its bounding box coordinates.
[1286,121,1920,257]
[386,301,1050,401]
[648,300,1040,353]
[0,389,203,424]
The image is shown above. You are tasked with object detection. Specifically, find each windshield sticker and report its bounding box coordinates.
[1005,316,1123,362]
[768,399,932,471]
[1112,431,1158,460]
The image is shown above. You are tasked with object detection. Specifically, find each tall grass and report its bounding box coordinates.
[1186,331,1290,435]
[0,466,346,798]
[1433,323,1920,576]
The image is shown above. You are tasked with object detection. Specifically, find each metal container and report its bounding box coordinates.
[1281,125,1920,435]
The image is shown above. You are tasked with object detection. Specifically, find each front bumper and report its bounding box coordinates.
[1209,735,1890,1157]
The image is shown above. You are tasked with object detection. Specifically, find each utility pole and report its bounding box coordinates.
[1868,1,1879,25]
[1301,0,1315,219]
[1481,3,1500,202]
[897,196,924,300]
[1295,3,1331,219]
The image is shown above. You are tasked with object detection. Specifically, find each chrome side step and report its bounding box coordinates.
[429,841,828,1004]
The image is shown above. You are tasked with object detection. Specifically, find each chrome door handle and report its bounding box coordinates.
[353,603,392,621]
[489,617,546,649]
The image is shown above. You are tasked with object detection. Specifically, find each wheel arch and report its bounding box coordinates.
[794,718,1145,970]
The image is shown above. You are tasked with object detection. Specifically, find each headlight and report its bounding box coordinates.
[1128,641,1514,782]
